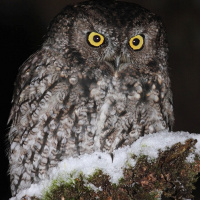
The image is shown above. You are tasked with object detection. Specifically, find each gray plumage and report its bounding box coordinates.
[8,0,174,196]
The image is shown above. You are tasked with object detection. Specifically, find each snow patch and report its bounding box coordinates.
[10,131,200,200]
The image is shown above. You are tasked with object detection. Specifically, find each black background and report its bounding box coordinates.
[1,0,200,199]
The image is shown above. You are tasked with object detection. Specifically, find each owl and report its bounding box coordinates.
[8,0,174,196]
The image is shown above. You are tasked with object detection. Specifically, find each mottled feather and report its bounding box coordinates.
[8,0,174,195]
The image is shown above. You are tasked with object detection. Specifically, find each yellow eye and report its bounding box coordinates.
[129,35,144,50]
[87,32,104,47]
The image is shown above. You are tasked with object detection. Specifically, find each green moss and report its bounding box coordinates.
[40,139,199,200]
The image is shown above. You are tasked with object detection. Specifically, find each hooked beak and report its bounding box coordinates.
[105,55,121,71]
[114,56,121,69]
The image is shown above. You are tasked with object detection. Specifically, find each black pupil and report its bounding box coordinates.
[93,35,101,42]
[133,38,140,46]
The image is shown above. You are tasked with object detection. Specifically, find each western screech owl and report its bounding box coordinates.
[8,0,174,196]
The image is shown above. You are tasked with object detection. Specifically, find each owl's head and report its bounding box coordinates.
[45,0,168,78]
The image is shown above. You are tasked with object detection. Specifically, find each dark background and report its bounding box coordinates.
[1,0,200,199]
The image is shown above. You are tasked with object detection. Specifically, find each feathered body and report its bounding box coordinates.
[8,0,174,195]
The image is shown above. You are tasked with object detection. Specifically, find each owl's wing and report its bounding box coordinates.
[8,47,71,144]
[8,46,77,194]
[8,50,39,124]
[9,48,59,122]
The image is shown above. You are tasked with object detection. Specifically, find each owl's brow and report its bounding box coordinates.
[79,7,108,30]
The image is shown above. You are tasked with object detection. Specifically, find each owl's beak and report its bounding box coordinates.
[104,55,122,71]
[114,56,121,69]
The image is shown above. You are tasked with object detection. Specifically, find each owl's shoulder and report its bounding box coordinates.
[8,47,64,124]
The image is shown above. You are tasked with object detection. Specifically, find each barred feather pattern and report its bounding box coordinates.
[8,0,174,196]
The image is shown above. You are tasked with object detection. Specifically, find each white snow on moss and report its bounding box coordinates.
[10,131,200,200]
